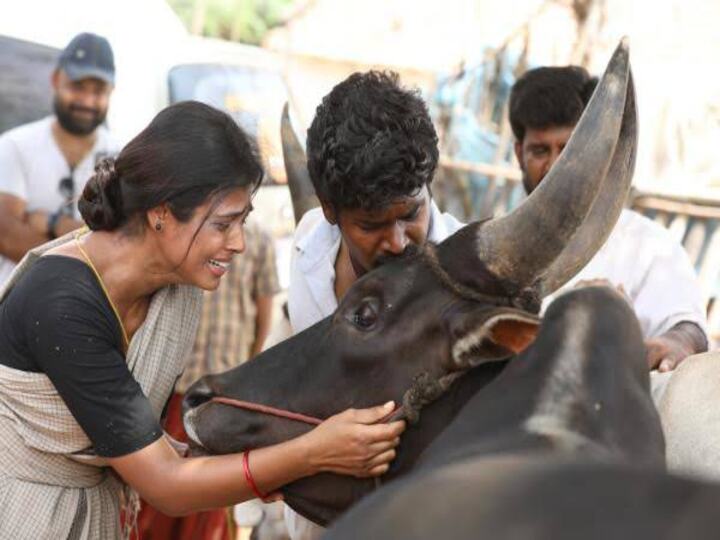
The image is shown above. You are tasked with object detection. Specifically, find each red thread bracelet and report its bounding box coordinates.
[243,450,271,502]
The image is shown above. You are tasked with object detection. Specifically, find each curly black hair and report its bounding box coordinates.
[306,71,439,211]
[509,66,598,142]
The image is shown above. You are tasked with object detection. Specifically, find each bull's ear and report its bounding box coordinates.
[449,307,540,369]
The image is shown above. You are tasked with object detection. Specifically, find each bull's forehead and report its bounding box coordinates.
[342,254,437,306]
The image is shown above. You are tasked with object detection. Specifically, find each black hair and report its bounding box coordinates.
[509,66,598,142]
[79,100,263,232]
[306,71,438,211]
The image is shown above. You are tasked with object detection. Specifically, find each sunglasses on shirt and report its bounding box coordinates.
[58,175,75,217]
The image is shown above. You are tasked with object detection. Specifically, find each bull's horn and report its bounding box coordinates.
[538,70,637,296]
[281,102,320,224]
[473,38,631,289]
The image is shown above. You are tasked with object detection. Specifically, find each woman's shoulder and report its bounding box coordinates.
[23,254,96,287]
[9,255,109,314]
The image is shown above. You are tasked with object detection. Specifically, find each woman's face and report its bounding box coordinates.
[162,188,252,290]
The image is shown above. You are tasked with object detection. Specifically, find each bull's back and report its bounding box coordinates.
[325,456,720,540]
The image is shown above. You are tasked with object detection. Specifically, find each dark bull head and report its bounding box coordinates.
[183,39,636,525]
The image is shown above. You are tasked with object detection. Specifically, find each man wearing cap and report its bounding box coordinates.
[0,32,119,286]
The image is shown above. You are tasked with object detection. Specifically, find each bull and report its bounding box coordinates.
[183,39,637,527]
[325,287,718,540]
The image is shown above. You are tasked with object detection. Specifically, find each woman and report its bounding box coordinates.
[0,101,404,539]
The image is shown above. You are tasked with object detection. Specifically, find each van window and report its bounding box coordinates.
[168,63,288,183]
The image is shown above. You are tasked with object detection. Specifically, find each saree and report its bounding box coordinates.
[0,232,201,539]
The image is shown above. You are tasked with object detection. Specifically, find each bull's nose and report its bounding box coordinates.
[183,378,216,415]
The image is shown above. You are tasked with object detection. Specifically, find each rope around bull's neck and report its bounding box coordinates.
[418,243,540,311]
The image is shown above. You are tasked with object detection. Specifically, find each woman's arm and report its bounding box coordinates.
[110,402,404,516]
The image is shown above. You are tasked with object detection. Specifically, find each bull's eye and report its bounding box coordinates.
[349,297,380,330]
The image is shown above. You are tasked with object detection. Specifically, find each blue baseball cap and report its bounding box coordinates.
[57,32,115,85]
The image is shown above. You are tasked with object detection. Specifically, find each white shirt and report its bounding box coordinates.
[284,201,463,539]
[0,116,118,285]
[543,209,708,340]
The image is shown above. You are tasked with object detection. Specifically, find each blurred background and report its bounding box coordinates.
[4,0,719,191]
[2,0,720,328]
[3,2,720,536]
[5,0,720,181]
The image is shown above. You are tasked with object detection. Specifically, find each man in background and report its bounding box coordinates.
[509,65,707,373]
[0,32,118,286]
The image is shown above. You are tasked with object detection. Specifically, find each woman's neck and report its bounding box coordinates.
[80,230,176,310]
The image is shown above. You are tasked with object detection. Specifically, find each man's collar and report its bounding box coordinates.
[295,208,341,272]
[427,199,449,243]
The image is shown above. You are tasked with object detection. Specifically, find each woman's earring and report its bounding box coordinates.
[155,221,162,231]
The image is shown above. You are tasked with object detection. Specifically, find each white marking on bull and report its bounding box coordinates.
[452,327,491,367]
[524,306,594,451]
[183,408,203,446]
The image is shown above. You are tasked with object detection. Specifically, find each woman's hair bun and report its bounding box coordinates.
[79,157,124,231]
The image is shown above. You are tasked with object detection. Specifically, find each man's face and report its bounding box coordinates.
[515,125,575,194]
[330,185,432,273]
[52,69,112,136]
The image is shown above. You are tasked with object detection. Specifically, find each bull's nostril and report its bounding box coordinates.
[183,379,215,412]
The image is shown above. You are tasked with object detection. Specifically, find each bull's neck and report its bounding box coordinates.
[387,360,508,480]
[282,360,509,526]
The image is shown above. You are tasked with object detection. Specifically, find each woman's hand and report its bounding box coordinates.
[300,401,406,478]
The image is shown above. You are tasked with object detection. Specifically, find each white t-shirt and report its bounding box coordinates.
[0,116,118,285]
[543,209,708,340]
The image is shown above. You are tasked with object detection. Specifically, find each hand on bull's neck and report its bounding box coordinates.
[646,322,708,372]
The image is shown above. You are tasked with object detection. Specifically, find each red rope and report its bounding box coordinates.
[210,396,403,426]
[211,396,323,425]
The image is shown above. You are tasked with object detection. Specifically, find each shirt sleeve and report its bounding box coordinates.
[0,135,28,199]
[631,232,708,339]
[541,211,709,343]
[287,208,338,334]
[21,259,163,457]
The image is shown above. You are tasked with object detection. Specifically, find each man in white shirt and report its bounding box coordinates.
[0,32,119,285]
[509,65,708,373]
[288,71,466,335]
[286,71,464,539]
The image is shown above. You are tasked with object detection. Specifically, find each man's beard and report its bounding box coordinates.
[53,96,107,136]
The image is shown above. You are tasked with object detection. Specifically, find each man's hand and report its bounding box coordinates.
[646,322,708,372]
[646,335,693,372]
[0,193,49,261]
[26,209,84,238]
[574,279,631,304]
[25,210,49,235]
